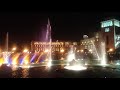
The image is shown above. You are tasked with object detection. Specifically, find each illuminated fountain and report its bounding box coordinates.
[30,53,37,63]
[2,32,11,65]
[45,18,52,67]
[91,40,100,60]
[100,42,107,65]
[9,23,53,68]
[90,40,107,66]
[11,53,20,65]
[67,46,76,63]
[18,50,33,68]
[0,57,4,66]
[64,45,87,71]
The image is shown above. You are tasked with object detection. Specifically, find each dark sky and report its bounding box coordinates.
[0,12,120,47]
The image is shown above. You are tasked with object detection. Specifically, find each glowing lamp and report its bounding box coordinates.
[45,49,49,53]
[60,49,64,53]
[12,47,16,51]
[109,48,113,52]
[23,49,28,53]
[80,50,84,53]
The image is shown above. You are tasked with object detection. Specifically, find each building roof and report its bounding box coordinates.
[101,19,120,23]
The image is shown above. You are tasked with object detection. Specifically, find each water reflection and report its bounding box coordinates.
[12,67,22,78]
[22,69,29,78]
[1,64,120,78]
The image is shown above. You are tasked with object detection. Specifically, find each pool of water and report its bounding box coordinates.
[0,64,120,78]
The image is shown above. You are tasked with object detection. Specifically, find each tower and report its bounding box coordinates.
[101,19,120,51]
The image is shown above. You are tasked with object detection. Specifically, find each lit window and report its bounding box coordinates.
[105,28,110,32]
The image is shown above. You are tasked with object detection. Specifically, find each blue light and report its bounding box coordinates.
[30,54,36,63]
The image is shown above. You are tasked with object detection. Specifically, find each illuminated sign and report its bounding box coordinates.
[101,19,120,28]
[101,20,113,28]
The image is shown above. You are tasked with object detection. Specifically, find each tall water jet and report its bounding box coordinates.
[6,32,8,52]
[67,45,76,64]
[100,42,107,65]
[91,41,100,60]
[46,18,52,67]
[3,32,11,64]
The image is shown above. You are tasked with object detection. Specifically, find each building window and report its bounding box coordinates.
[105,28,110,32]
[97,39,98,41]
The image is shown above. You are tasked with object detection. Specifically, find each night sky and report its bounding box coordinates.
[0,12,120,48]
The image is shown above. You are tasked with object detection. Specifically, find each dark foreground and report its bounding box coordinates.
[1,64,120,78]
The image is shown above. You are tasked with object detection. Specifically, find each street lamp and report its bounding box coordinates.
[109,48,113,52]
[12,47,16,51]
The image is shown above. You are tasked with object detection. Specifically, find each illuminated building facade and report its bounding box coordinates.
[80,32,102,54]
[31,41,79,53]
[101,19,120,51]
[80,19,120,53]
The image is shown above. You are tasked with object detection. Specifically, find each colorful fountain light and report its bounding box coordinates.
[1,32,12,65]
[18,53,31,68]
[11,53,20,65]
[0,57,4,66]
[30,53,37,63]
[20,53,30,65]
[45,18,52,67]
[36,52,44,63]
[23,54,30,65]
